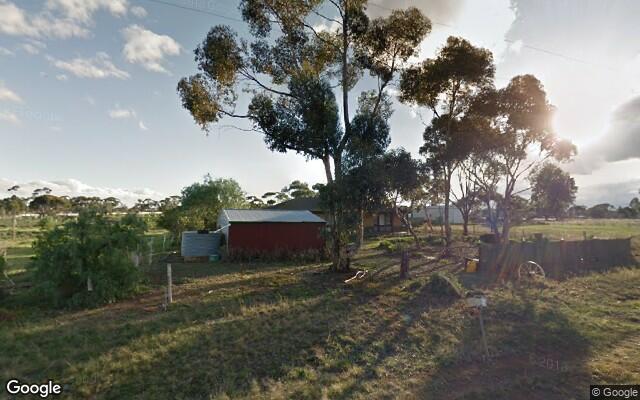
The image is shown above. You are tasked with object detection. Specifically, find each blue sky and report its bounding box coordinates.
[1,0,640,206]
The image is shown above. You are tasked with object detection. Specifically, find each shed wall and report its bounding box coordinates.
[228,222,325,252]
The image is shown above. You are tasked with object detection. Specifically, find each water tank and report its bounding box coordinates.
[181,231,221,257]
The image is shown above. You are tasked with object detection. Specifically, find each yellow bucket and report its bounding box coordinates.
[465,258,478,273]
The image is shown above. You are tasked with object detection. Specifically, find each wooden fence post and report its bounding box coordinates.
[166,263,173,304]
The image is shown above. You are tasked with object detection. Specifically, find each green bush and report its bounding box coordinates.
[377,237,414,253]
[425,272,464,300]
[32,211,147,307]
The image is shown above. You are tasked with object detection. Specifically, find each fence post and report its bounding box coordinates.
[148,239,153,266]
[166,263,173,304]
[162,234,166,251]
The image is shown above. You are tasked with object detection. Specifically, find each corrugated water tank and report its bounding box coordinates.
[181,230,221,257]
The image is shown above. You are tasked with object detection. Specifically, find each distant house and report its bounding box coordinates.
[217,209,326,253]
[270,197,405,234]
[411,205,464,224]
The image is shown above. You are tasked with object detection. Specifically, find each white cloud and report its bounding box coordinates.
[0,110,20,125]
[0,82,22,103]
[56,74,68,81]
[0,0,89,38]
[0,0,135,40]
[130,5,147,18]
[122,25,180,74]
[108,107,136,119]
[21,39,46,55]
[138,120,148,131]
[0,177,164,206]
[45,0,129,23]
[48,52,130,79]
[0,46,14,56]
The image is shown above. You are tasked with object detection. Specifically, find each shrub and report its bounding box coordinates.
[377,237,414,253]
[32,211,147,307]
[425,272,464,300]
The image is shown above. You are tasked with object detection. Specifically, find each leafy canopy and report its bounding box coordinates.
[32,211,147,307]
[529,163,577,218]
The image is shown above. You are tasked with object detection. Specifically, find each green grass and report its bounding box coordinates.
[2,229,639,398]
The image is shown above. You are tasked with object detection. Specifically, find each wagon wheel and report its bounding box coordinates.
[517,261,545,281]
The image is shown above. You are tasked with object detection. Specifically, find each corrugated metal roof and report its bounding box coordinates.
[222,209,326,223]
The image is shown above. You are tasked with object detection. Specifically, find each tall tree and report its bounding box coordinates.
[400,36,494,250]
[282,180,316,199]
[158,176,247,238]
[382,148,428,248]
[177,1,431,271]
[29,195,70,216]
[471,75,576,241]
[529,163,577,219]
[4,186,25,240]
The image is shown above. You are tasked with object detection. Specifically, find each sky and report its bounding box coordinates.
[1,0,639,206]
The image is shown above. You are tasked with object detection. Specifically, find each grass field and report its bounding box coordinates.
[1,218,639,399]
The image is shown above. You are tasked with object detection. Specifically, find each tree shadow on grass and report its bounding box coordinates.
[0,266,341,389]
[414,286,594,400]
[76,276,370,399]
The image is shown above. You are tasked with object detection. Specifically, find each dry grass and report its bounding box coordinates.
[2,232,639,399]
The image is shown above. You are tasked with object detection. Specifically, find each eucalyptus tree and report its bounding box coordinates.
[381,148,428,248]
[400,36,494,250]
[470,75,576,240]
[282,180,316,199]
[341,91,392,247]
[177,0,431,270]
[5,185,25,240]
[529,162,577,220]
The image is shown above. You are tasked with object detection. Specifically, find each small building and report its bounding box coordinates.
[411,205,464,224]
[217,209,326,253]
[269,197,404,234]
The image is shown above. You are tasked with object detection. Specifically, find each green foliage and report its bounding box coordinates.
[425,272,464,299]
[282,180,316,199]
[529,163,578,219]
[0,195,27,216]
[158,175,247,237]
[178,1,431,270]
[0,254,5,276]
[587,203,617,219]
[32,211,147,307]
[28,195,70,215]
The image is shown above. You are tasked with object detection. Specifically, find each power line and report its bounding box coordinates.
[143,0,617,72]
[367,0,617,72]
[141,0,243,22]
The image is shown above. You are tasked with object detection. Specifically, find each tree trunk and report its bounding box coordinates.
[395,208,420,249]
[356,206,364,249]
[443,168,453,250]
[501,196,511,243]
[400,250,410,279]
[462,214,469,236]
[12,213,17,241]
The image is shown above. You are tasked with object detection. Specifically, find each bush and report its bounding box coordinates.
[32,211,147,307]
[425,272,464,300]
[377,237,414,253]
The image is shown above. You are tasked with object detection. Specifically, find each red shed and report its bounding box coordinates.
[217,209,326,254]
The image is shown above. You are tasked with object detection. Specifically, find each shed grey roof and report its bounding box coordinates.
[221,209,326,223]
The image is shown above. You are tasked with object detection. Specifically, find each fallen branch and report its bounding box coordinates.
[344,270,368,284]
